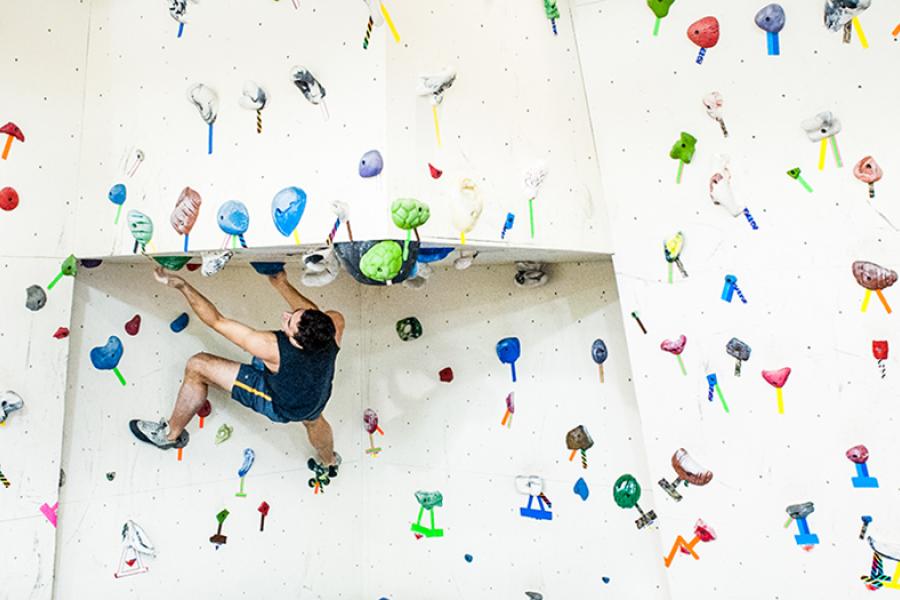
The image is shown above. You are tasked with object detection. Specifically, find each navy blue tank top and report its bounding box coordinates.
[265,331,339,421]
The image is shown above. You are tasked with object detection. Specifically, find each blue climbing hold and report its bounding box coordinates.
[170,312,190,333]
[574,477,589,501]
[250,262,285,276]
[602,576,610,584]
[90,336,124,370]
[416,247,455,264]
[271,187,307,238]
[108,184,127,205]
[359,150,384,178]
[217,200,250,236]
[464,554,473,563]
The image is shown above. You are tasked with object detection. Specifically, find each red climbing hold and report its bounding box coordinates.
[186,263,201,272]
[429,163,443,179]
[439,367,454,383]
[0,187,19,211]
[124,315,141,336]
[53,327,70,339]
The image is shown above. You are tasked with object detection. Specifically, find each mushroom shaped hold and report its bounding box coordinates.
[846,444,869,464]
[801,112,841,142]
[755,4,785,33]
[852,261,898,291]
[762,367,791,389]
[661,335,687,355]
[0,122,24,160]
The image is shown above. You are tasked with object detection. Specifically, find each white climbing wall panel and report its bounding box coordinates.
[0,258,75,600]
[55,259,665,599]
[573,0,900,597]
[69,0,610,258]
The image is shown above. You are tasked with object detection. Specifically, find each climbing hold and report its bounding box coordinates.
[80,259,103,269]
[428,163,442,179]
[53,327,70,339]
[396,317,423,341]
[250,262,285,276]
[153,256,192,271]
[0,186,19,211]
[170,313,190,333]
[125,315,142,336]
[127,210,154,251]
[573,477,589,501]
[106,472,116,481]
[391,198,431,259]
[439,367,454,383]
[201,250,233,277]
[602,577,610,584]
[25,285,47,311]
[90,336,127,386]
[215,424,233,444]
[359,150,384,178]
[464,554,473,563]
[360,241,404,282]
[217,200,250,247]
[271,187,306,240]
[496,337,522,382]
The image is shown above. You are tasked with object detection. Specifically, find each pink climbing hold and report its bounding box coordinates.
[40,502,58,528]
[660,335,687,355]
[762,367,791,388]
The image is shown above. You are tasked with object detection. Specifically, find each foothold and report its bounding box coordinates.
[396,317,423,341]
[848,444,879,488]
[525,593,543,600]
[591,338,608,383]
[0,186,19,211]
[53,327,70,339]
[46,254,78,291]
[271,187,307,239]
[106,472,116,481]
[464,554,473,563]
[80,259,103,269]
[439,367,454,383]
[210,508,229,546]
[185,263,201,272]
[197,400,212,419]
[801,111,842,142]
[25,285,47,311]
[115,520,155,578]
[410,490,444,538]
[429,163,443,179]
[359,150,384,178]
[786,501,819,546]
[514,262,548,288]
[669,133,697,183]
[301,247,339,287]
[824,0,871,36]
[290,66,327,106]
[566,425,594,451]
[573,477,589,501]
[170,313,190,333]
[125,315,142,336]
[258,501,270,531]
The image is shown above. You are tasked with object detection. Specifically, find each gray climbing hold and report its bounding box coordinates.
[25,285,47,311]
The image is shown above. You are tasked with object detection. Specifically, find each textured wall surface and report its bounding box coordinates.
[573,0,900,597]
[55,259,664,599]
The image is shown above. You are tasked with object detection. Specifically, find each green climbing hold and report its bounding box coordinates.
[543,0,560,20]
[391,198,430,260]
[647,0,674,18]
[216,509,230,524]
[396,317,423,341]
[786,167,801,180]
[391,198,431,231]
[360,240,403,282]
[613,474,641,509]
[415,490,444,510]
[153,256,192,271]
[669,132,697,164]
[127,210,154,246]
[61,254,78,277]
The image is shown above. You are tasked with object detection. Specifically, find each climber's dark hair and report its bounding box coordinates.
[293,309,336,351]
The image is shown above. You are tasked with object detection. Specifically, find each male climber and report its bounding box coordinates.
[129,266,344,475]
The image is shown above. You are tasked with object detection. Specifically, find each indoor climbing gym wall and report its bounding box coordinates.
[55,258,665,598]
[4,0,900,597]
[573,0,900,598]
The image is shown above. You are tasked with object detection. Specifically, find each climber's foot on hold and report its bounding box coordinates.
[310,452,342,479]
[129,418,190,450]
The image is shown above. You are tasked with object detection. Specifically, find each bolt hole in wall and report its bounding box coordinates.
[55,259,664,598]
